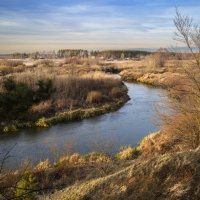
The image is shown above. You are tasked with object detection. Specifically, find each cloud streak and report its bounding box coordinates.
[0,0,200,52]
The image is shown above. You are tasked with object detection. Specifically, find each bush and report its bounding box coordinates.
[109,87,123,98]
[0,78,35,121]
[30,100,53,115]
[86,91,103,104]
[35,79,54,102]
[0,78,55,122]
[40,60,54,67]
[35,118,49,127]
[15,172,39,200]
[3,124,18,133]
[144,52,166,69]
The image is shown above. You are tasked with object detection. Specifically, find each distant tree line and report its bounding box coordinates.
[12,51,57,59]
[2,49,194,60]
[90,50,151,59]
[6,49,152,60]
[57,49,89,58]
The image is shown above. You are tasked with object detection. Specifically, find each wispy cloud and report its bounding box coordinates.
[0,0,200,52]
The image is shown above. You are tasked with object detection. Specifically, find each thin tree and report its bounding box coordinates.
[168,9,200,148]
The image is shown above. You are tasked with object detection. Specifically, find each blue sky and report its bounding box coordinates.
[0,0,200,52]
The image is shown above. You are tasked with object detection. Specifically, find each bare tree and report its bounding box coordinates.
[174,9,200,66]
[165,9,200,149]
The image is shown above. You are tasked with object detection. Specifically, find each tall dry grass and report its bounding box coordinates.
[143,52,166,70]
[0,59,127,119]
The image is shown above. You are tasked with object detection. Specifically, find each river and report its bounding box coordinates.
[0,82,168,169]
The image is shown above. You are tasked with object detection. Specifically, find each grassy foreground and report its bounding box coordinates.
[35,131,199,200]
[41,150,200,200]
[2,131,199,200]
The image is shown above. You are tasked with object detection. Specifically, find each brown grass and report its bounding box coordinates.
[0,59,127,123]
[30,100,53,115]
[109,87,124,98]
[36,148,200,200]
[143,52,166,69]
[86,91,103,104]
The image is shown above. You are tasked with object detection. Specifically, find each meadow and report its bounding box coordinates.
[0,58,128,133]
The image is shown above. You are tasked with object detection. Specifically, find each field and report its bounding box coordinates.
[0,58,129,132]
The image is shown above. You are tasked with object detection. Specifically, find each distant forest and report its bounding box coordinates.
[0,49,151,59]
[90,50,151,59]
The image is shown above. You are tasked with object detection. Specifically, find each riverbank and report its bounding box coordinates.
[2,130,200,200]
[38,131,200,200]
[2,93,129,133]
[41,146,200,200]
[97,59,188,89]
[120,69,185,88]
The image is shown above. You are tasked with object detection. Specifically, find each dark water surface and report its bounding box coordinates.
[0,82,168,168]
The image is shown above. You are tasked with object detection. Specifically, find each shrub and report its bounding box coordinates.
[30,100,53,115]
[0,78,35,121]
[86,91,103,104]
[3,124,18,133]
[35,118,49,127]
[35,79,54,102]
[15,172,39,200]
[0,78,55,122]
[40,60,54,67]
[144,52,166,70]
[109,87,123,98]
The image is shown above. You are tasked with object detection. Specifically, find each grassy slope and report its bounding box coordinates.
[40,149,200,200]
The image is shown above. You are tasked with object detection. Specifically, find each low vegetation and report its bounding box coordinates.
[0,148,136,199]
[0,59,128,133]
[48,149,200,200]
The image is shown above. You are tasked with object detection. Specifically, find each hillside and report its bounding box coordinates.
[40,145,200,200]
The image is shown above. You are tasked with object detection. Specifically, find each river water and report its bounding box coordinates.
[0,82,168,169]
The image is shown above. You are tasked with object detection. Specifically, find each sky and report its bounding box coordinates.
[0,0,200,52]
